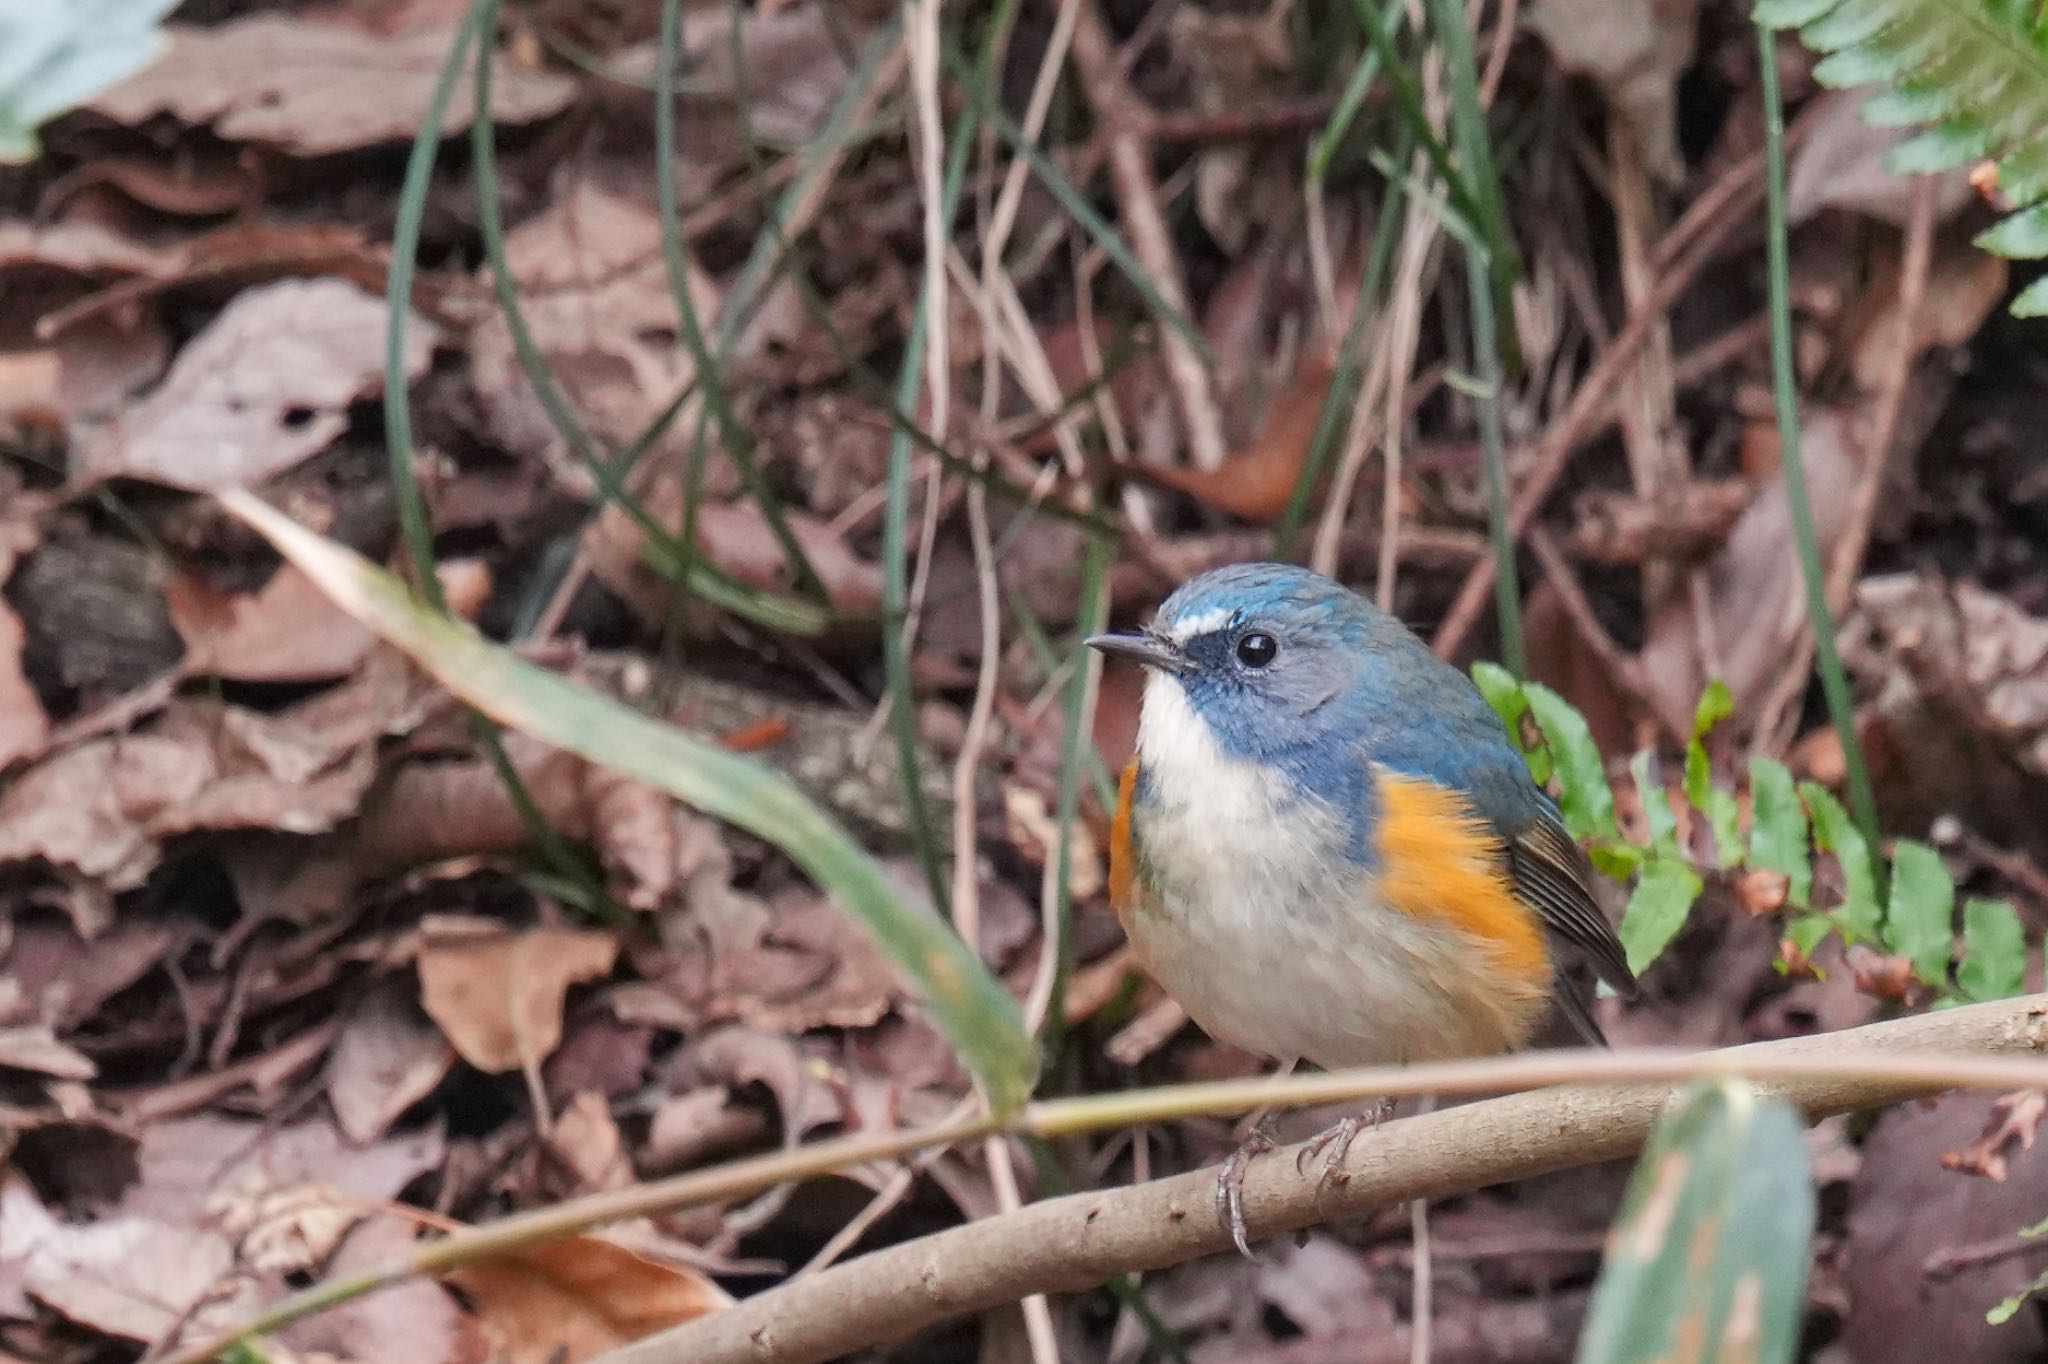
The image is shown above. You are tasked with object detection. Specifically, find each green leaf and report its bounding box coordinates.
[1976,201,2048,258]
[1783,912,1834,962]
[1683,744,1742,870]
[1577,1079,1815,1364]
[1524,681,1616,840]
[1620,856,1704,977]
[2012,274,2048,318]
[1886,839,1956,987]
[1802,783,1882,943]
[1692,680,1735,742]
[219,491,1041,1115]
[1990,1265,2048,1326]
[1747,757,1812,908]
[1629,750,1679,852]
[1958,898,2027,1002]
[1473,661,1551,785]
[1590,841,1647,880]
[0,0,178,162]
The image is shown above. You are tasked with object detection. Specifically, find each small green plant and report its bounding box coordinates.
[1758,0,2048,316]
[1473,665,2030,1002]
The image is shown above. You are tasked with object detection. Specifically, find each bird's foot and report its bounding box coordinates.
[1294,1099,1396,1202]
[1215,1121,1279,1259]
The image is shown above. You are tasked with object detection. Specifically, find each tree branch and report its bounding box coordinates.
[602,994,2048,1364]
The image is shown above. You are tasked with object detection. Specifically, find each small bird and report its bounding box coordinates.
[1087,563,1634,1254]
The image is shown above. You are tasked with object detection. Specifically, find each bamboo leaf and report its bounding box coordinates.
[1577,1079,1815,1364]
[217,491,1041,1115]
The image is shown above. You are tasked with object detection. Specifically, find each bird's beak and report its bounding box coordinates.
[1085,631,1187,674]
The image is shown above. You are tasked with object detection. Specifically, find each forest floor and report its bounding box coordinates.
[3,0,2048,1360]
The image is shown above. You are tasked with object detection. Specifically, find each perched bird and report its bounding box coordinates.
[1087,563,1634,1254]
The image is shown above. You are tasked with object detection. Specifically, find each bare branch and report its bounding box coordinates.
[602,995,2048,1364]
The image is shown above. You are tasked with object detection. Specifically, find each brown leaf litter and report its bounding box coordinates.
[90,16,577,157]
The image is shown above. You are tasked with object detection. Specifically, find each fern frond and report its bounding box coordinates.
[1758,0,2048,316]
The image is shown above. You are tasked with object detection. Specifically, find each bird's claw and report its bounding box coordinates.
[1214,1124,1278,1259]
[1294,1100,1395,1203]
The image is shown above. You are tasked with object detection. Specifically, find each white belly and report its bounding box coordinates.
[1126,672,1531,1068]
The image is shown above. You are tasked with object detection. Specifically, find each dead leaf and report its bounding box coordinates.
[1528,0,1698,180]
[326,978,456,1144]
[0,648,425,888]
[0,599,48,769]
[470,182,716,481]
[208,1171,363,1274]
[1120,359,1333,523]
[1788,88,1981,228]
[445,1234,730,1364]
[0,1026,96,1080]
[1640,407,1862,730]
[73,277,436,492]
[167,562,379,682]
[1848,242,2010,392]
[1941,1090,2047,1182]
[19,1208,249,1342]
[91,18,576,157]
[416,922,620,1073]
[1002,783,1104,901]
[280,1216,473,1364]
[550,1092,635,1192]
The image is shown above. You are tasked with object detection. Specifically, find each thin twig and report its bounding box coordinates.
[1527,525,1684,743]
[1755,178,1937,754]
[1063,0,1228,469]
[1433,107,1819,659]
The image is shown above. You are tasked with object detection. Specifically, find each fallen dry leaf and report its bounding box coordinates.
[0,1026,96,1080]
[1528,0,1698,179]
[1941,1089,2047,1182]
[1639,407,1861,731]
[167,561,379,682]
[207,1171,364,1274]
[1130,359,1333,522]
[280,1216,474,1364]
[1848,240,2008,391]
[445,1234,730,1364]
[326,978,457,1144]
[91,17,576,157]
[0,598,47,769]
[73,277,436,492]
[1788,87,1981,228]
[470,181,717,481]
[0,649,425,888]
[550,1091,636,1192]
[417,921,620,1073]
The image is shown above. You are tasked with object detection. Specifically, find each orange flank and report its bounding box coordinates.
[1108,760,1140,918]
[1373,773,1552,989]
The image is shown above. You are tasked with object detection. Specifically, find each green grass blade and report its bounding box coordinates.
[220,491,1041,1115]
[1758,23,1883,866]
[1577,1079,1814,1364]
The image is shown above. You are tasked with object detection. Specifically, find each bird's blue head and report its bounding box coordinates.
[1087,563,1436,781]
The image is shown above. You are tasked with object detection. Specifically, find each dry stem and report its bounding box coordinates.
[604,996,2048,1364]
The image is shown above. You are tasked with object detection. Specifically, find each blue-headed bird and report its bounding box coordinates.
[1087,562,1635,1255]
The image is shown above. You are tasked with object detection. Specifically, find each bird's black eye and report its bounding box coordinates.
[1234,632,1278,669]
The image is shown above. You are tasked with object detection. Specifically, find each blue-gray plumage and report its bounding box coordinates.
[1089,562,1636,1254]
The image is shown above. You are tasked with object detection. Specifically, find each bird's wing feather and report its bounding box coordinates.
[1506,809,1636,996]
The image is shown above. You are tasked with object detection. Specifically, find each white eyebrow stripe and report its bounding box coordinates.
[1164,607,1234,642]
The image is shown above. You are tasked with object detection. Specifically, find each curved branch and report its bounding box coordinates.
[603,994,2048,1364]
